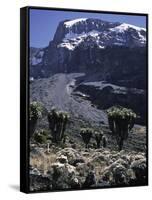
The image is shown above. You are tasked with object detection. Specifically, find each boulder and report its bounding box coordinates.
[47,162,80,189]
[30,167,41,176]
[56,148,81,165]
[130,158,147,185]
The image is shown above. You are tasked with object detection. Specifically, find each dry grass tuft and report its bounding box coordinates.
[30,152,56,174]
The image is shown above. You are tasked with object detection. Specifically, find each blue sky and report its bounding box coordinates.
[30,8,146,48]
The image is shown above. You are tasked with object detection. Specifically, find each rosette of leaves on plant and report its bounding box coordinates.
[29,101,43,137]
[107,106,137,151]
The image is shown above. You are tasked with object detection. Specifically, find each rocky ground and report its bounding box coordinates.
[30,144,147,191]
[29,122,147,192]
[29,73,147,192]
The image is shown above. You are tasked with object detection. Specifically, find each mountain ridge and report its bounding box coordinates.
[53,18,146,49]
[30,18,146,80]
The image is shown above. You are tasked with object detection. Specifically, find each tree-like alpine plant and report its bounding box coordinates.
[107,106,137,151]
[102,135,107,148]
[48,109,69,143]
[80,128,93,148]
[94,131,103,148]
[29,101,43,137]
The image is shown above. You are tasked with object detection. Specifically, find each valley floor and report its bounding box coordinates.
[30,73,108,124]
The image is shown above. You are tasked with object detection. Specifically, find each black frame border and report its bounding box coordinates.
[20,6,148,194]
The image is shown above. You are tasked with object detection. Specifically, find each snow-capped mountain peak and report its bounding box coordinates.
[56,19,146,51]
[30,18,147,88]
[64,18,88,27]
[110,23,146,33]
[30,18,147,73]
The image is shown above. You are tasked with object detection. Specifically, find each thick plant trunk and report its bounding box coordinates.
[29,118,37,137]
[118,139,124,151]
[96,141,100,148]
